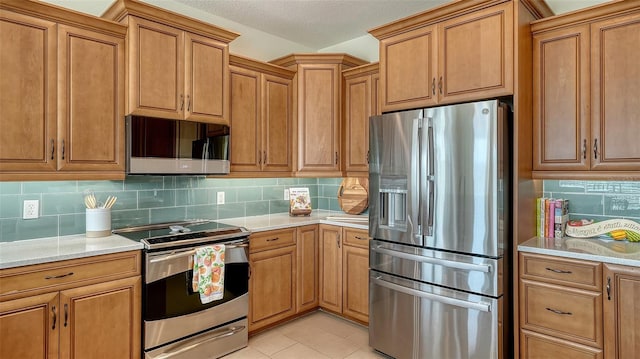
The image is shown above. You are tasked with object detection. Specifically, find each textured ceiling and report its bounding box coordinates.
[42,0,611,50]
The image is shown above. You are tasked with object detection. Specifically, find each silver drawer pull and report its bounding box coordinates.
[266,237,279,242]
[545,307,572,315]
[45,272,74,280]
[545,267,572,274]
[354,236,368,240]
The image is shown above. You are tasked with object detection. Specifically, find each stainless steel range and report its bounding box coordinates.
[114,220,250,359]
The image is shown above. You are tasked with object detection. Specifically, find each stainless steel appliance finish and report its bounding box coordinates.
[126,116,230,175]
[114,221,250,359]
[368,100,511,359]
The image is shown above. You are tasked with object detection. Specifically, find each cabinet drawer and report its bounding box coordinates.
[520,280,602,348]
[249,228,296,253]
[0,251,140,300]
[520,252,601,290]
[343,228,369,249]
[521,330,603,359]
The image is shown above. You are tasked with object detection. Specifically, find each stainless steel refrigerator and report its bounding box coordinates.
[368,99,511,359]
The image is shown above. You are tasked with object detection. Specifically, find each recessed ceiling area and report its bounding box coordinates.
[42,0,612,50]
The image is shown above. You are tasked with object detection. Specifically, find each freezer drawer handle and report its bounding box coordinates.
[153,325,246,359]
[373,276,491,312]
[372,245,491,273]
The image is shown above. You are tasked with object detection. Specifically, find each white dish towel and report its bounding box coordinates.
[192,245,225,304]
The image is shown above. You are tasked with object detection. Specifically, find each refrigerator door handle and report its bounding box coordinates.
[419,117,434,237]
[372,245,491,273]
[372,275,491,312]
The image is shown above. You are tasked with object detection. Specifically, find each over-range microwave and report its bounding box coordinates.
[125,116,230,175]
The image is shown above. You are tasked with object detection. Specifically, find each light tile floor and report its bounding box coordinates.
[225,311,389,359]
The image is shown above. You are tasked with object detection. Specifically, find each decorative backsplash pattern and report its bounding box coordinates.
[544,180,640,223]
[0,177,344,242]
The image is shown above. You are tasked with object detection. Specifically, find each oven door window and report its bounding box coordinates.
[145,262,248,321]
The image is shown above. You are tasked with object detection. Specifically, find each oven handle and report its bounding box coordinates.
[149,242,248,263]
[153,325,246,359]
[372,275,491,312]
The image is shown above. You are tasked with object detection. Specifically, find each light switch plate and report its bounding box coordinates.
[23,200,39,219]
[216,192,225,205]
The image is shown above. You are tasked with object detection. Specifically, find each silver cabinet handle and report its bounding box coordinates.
[266,237,279,242]
[263,151,267,165]
[335,152,338,165]
[155,326,246,359]
[64,303,68,327]
[582,139,587,159]
[61,139,65,160]
[545,267,572,274]
[50,139,55,160]
[431,77,435,96]
[545,307,572,315]
[180,94,184,111]
[373,245,491,273]
[186,95,191,112]
[593,138,598,159]
[607,276,611,300]
[438,76,443,94]
[372,276,491,312]
[354,236,368,241]
[45,272,74,280]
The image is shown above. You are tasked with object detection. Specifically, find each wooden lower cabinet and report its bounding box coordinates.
[319,225,369,324]
[248,229,297,332]
[0,251,141,359]
[519,252,603,357]
[296,225,319,313]
[603,263,640,359]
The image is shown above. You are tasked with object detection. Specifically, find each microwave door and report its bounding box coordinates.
[369,109,422,246]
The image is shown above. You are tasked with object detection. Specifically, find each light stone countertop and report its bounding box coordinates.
[518,236,640,267]
[0,234,143,270]
[0,210,368,270]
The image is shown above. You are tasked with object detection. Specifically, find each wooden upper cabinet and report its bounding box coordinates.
[590,11,640,171]
[103,0,239,125]
[531,3,640,178]
[229,55,294,175]
[370,1,514,112]
[0,1,127,180]
[343,63,379,176]
[270,54,367,177]
[533,25,590,171]
[379,25,437,111]
[438,2,513,102]
[0,10,57,173]
[57,24,125,173]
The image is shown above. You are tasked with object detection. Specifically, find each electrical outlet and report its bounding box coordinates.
[216,191,225,205]
[284,189,290,200]
[23,200,39,219]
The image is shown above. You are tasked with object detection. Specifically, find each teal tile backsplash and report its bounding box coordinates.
[544,180,640,223]
[0,176,344,242]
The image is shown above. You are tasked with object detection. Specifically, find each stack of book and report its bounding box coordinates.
[536,198,569,238]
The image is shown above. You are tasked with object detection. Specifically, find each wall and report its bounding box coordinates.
[0,177,344,242]
[319,35,379,62]
[543,180,640,223]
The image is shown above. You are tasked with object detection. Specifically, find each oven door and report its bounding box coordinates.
[144,238,249,350]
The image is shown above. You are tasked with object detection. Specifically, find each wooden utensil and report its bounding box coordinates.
[337,177,369,214]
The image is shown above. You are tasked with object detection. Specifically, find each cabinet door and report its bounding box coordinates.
[319,225,342,313]
[379,25,438,112]
[262,73,293,172]
[533,25,590,171]
[603,264,640,359]
[185,32,228,124]
[342,245,369,324]
[297,64,341,174]
[229,65,261,172]
[520,330,602,359]
[249,245,296,332]
[128,16,184,119]
[344,74,371,174]
[296,225,318,313]
[0,292,59,359]
[590,12,640,171]
[59,276,141,359]
[0,11,57,173]
[438,2,513,103]
[57,24,125,173]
